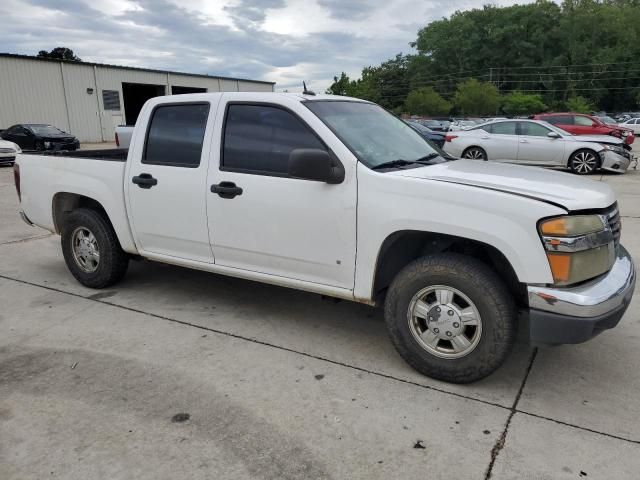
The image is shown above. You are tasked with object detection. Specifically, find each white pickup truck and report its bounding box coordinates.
[14,92,635,383]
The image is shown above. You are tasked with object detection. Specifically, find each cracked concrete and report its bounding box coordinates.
[1,161,640,479]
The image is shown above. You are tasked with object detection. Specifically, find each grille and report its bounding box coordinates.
[604,203,621,246]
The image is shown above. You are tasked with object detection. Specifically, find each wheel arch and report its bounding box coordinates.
[461,145,487,159]
[371,230,526,307]
[567,147,602,168]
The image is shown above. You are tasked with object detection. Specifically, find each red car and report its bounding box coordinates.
[532,112,635,145]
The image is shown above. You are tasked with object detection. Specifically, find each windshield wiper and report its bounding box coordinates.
[371,153,443,171]
[415,153,440,162]
[371,159,418,170]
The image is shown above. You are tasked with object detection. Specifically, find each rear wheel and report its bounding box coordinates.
[462,147,487,161]
[569,149,600,174]
[384,254,517,383]
[61,208,129,288]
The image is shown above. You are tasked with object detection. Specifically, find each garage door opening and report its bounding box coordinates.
[122,82,166,125]
[171,86,207,95]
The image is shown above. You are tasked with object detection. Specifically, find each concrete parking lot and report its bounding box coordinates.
[1,157,640,479]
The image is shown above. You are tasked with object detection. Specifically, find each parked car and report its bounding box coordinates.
[532,112,635,145]
[0,139,21,166]
[406,121,446,148]
[443,119,632,174]
[618,118,640,135]
[448,120,477,131]
[416,119,446,131]
[14,93,635,384]
[115,125,134,148]
[1,124,80,151]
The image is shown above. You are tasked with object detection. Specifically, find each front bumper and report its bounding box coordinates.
[527,245,635,344]
[600,150,631,173]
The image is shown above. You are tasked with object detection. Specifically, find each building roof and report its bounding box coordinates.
[0,52,275,85]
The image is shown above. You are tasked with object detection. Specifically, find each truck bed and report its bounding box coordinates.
[32,148,128,161]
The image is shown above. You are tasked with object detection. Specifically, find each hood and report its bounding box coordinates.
[568,134,624,145]
[0,139,19,151]
[389,159,615,211]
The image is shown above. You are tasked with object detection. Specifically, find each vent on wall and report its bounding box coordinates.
[102,90,121,110]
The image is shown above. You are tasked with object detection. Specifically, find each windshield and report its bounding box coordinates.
[305,101,440,169]
[28,125,66,136]
[599,116,617,125]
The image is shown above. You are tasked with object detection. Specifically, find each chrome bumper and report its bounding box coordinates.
[527,246,635,344]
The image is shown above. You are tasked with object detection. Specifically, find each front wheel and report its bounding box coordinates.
[384,254,517,383]
[569,149,600,174]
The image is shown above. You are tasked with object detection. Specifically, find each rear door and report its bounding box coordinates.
[205,96,357,289]
[545,115,575,135]
[516,121,565,165]
[126,99,217,263]
[484,121,519,161]
[572,115,597,135]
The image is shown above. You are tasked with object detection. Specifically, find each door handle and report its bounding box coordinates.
[481,136,490,139]
[211,181,243,199]
[520,139,529,143]
[132,173,158,189]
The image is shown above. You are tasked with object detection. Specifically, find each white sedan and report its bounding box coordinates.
[619,118,640,135]
[443,119,632,174]
[0,139,21,166]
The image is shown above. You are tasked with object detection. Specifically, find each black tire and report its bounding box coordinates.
[569,149,600,175]
[61,208,129,288]
[462,146,488,161]
[384,253,517,384]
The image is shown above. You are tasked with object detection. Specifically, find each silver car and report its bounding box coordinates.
[443,119,632,174]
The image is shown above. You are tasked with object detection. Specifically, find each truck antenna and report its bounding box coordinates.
[302,81,316,96]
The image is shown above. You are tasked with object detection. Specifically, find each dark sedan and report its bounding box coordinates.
[406,121,446,148]
[1,124,80,151]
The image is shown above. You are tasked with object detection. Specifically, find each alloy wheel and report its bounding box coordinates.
[71,227,100,273]
[407,285,482,359]
[572,151,598,174]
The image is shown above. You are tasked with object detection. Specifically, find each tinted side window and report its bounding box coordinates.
[574,116,593,126]
[489,122,517,135]
[143,103,209,167]
[519,122,551,136]
[222,104,326,175]
[546,115,573,125]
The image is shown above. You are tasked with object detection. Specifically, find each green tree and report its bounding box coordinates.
[565,96,593,113]
[37,47,81,61]
[454,79,501,115]
[326,72,352,96]
[405,87,451,115]
[502,92,546,116]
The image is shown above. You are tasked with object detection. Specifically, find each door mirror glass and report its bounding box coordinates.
[547,131,561,138]
[288,148,344,184]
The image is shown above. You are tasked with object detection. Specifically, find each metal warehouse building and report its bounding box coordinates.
[0,53,275,143]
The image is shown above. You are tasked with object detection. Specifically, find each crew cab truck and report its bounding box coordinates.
[14,93,636,383]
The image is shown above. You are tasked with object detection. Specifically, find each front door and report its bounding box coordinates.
[206,98,357,289]
[126,101,216,263]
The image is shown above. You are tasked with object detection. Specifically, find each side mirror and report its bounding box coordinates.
[547,131,561,139]
[288,148,345,184]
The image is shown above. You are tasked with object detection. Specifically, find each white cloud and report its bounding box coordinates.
[0,0,538,91]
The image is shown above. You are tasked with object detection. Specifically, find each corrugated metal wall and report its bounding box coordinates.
[0,56,274,142]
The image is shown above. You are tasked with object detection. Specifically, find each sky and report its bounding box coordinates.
[0,0,531,91]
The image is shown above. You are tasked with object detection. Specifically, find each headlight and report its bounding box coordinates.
[600,143,625,155]
[44,141,53,149]
[539,215,614,285]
